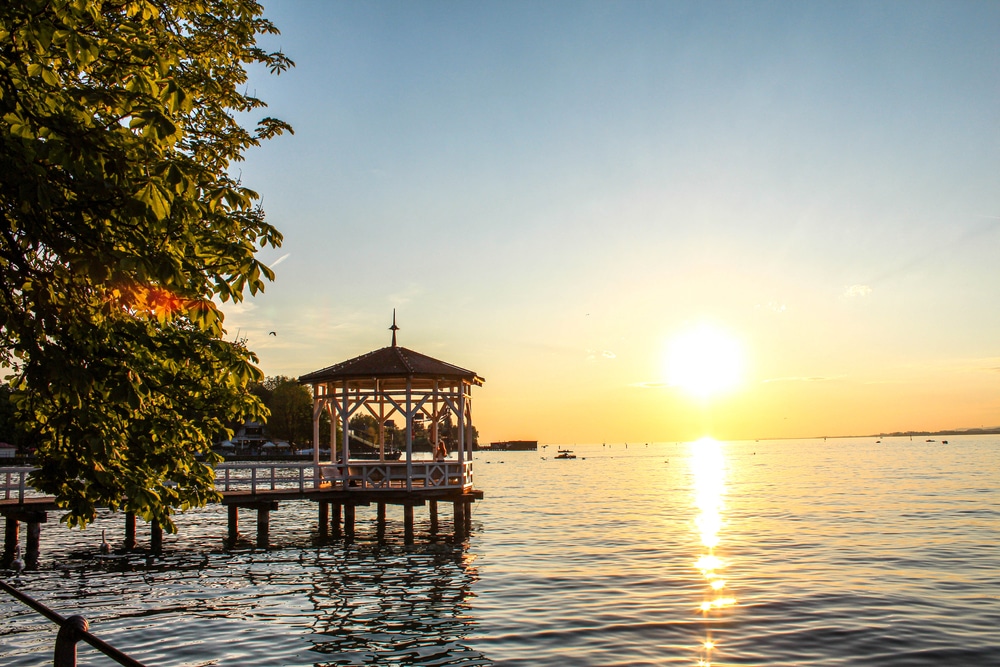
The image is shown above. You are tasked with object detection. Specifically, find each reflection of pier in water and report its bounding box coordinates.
[303,545,487,665]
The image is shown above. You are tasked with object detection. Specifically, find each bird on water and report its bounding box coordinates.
[12,545,25,573]
[100,529,111,555]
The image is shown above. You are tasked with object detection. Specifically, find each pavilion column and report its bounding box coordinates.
[431,380,439,451]
[378,381,386,461]
[405,377,413,492]
[341,381,350,465]
[312,393,323,487]
[312,398,321,457]
[465,392,474,462]
[457,385,466,484]
[328,402,337,462]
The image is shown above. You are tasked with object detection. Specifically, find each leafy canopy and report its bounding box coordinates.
[0,0,293,530]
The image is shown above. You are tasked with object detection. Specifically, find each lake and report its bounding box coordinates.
[2,436,998,666]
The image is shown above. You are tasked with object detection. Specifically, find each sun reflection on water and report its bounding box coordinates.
[690,437,735,666]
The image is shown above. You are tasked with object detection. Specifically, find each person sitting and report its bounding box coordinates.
[434,439,448,461]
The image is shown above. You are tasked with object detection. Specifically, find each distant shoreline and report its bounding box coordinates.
[782,427,1000,441]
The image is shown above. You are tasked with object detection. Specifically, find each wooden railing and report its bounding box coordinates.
[1,467,36,503]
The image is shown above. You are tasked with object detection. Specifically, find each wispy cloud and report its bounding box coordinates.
[585,349,617,362]
[269,252,291,268]
[843,284,872,298]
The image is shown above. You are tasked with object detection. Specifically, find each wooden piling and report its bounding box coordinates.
[331,503,342,539]
[25,521,41,568]
[343,504,355,541]
[227,505,239,545]
[150,520,163,554]
[429,500,438,534]
[403,504,414,544]
[464,501,472,534]
[453,501,466,540]
[376,503,387,541]
[256,507,270,549]
[124,512,136,551]
[318,501,329,538]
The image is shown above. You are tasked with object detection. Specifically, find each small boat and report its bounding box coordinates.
[555,449,577,459]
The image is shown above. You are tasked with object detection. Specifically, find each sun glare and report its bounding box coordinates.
[666,325,743,398]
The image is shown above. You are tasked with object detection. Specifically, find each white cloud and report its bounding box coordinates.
[843,284,872,298]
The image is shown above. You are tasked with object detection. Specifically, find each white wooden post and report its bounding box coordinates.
[405,377,413,492]
[341,381,350,467]
[457,384,465,485]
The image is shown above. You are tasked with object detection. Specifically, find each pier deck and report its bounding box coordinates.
[0,460,483,563]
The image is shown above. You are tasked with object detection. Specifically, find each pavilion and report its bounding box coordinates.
[297,315,485,494]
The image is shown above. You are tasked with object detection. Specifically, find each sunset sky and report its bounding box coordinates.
[225,0,1000,443]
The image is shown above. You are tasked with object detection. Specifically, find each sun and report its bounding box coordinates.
[665,324,744,398]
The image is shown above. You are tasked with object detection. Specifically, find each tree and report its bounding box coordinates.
[264,376,311,445]
[0,1,293,530]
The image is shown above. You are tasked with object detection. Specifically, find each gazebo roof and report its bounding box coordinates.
[298,345,484,385]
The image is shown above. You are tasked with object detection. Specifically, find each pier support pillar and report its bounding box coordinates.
[2,516,18,567]
[256,508,270,549]
[331,503,342,539]
[453,501,466,540]
[403,504,414,545]
[376,503,387,542]
[227,506,239,545]
[318,502,329,539]
[429,501,439,534]
[343,504,355,541]
[124,512,136,551]
[150,520,163,554]
[464,501,473,535]
[25,521,41,568]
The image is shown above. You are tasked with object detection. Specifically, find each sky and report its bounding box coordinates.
[224,0,1000,444]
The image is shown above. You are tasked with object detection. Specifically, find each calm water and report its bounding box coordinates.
[2,436,999,666]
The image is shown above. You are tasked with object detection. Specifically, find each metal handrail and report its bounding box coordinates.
[0,579,147,667]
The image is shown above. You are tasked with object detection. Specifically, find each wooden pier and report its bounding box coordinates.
[1,319,487,567]
[1,461,483,566]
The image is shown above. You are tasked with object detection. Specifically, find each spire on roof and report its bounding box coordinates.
[389,309,400,347]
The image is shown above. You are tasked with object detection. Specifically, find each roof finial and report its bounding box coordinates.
[389,309,399,347]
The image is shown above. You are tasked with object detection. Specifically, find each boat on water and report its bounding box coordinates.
[555,448,577,459]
